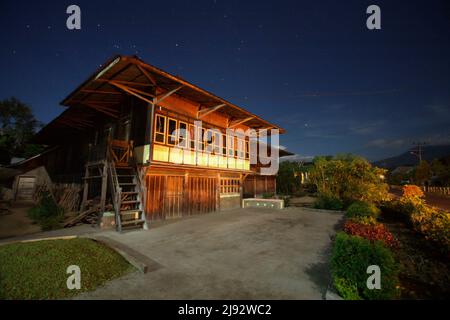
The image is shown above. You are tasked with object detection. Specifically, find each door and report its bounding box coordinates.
[16,176,36,201]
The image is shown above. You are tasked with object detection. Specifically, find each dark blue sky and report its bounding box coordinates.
[1,0,450,161]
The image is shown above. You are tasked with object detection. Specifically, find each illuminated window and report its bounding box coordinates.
[154,114,166,144]
[222,134,227,155]
[167,118,177,145]
[178,121,187,148]
[205,130,214,153]
[227,135,234,157]
[189,124,196,150]
[198,127,206,151]
[220,178,240,194]
[237,138,245,159]
[214,132,221,154]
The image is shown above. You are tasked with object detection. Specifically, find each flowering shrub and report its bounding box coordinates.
[410,205,450,252]
[402,184,424,199]
[344,221,399,248]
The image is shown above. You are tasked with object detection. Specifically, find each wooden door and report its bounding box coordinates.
[16,176,36,201]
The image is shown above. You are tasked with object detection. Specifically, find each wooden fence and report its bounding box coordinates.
[422,186,450,196]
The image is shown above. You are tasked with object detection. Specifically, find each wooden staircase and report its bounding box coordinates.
[113,165,146,231]
[81,139,146,232]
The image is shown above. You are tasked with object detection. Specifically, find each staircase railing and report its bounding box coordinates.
[106,144,123,232]
[130,156,147,228]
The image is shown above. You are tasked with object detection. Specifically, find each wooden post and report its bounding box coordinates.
[100,162,108,214]
[81,165,89,211]
[216,173,221,212]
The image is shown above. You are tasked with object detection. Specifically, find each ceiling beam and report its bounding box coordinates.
[228,116,254,129]
[155,85,184,104]
[109,80,154,105]
[136,64,157,86]
[197,103,226,119]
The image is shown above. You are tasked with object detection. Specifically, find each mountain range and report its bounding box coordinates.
[373,145,450,169]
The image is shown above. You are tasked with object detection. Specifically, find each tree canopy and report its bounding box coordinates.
[0,97,43,165]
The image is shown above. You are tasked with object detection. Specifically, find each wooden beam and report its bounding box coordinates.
[136,64,157,86]
[155,85,184,104]
[83,102,119,118]
[197,103,226,119]
[80,89,122,95]
[126,86,156,99]
[95,79,154,87]
[228,116,254,128]
[108,81,154,105]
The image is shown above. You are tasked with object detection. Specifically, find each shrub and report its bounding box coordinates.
[262,192,275,199]
[348,216,378,226]
[27,192,64,231]
[346,201,380,219]
[344,221,399,248]
[314,193,344,210]
[402,185,424,199]
[331,232,400,300]
[309,155,389,206]
[410,205,450,252]
[333,276,361,300]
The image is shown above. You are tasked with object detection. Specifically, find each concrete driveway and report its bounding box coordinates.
[76,207,344,300]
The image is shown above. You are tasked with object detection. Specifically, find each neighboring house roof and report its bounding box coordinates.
[35,55,285,144]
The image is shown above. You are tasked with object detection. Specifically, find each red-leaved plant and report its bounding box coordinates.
[344,221,399,248]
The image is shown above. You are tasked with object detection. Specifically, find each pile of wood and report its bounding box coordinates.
[53,184,82,213]
[64,204,101,228]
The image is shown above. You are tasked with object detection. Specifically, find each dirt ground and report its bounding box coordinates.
[0,202,40,239]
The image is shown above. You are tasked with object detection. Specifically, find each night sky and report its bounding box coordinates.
[1,0,450,161]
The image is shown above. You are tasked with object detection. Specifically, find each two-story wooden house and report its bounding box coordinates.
[33,55,288,231]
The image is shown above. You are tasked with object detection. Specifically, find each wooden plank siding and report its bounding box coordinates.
[145,172,218,220]
[243,175,276,197]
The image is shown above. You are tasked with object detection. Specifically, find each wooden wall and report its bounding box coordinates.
[145,170,219,220]
[243,175,276,197]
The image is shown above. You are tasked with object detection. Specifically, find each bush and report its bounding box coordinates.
[348,216,378,226]
[27,192,64,231]
[262,192,275,199]
[333,276,361,300]
[344,221,399,248]
[331,232,400,300]
[309,155,389,206]
[346,201,380,219]
[314,193,344,210]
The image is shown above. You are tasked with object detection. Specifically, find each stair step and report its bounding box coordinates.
[120,209,142,215]
[122,191,138,195]
[121,200,140,205]
[120,219,145,227]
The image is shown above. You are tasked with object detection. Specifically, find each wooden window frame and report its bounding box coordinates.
[154,114,166,144]
[167,117,178,146]
[189,124,196,150]
[222,134,227,156]
[220,178,240,194]
[245,140,249,159]
[198,127,206,152]
[227,135,234,157]
[178,121,188,149]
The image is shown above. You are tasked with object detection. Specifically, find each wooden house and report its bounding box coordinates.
[33,55,289,231]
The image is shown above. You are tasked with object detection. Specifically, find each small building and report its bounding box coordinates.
[31,55,288,231]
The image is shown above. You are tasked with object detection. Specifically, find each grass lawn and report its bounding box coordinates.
[0,238,134,299]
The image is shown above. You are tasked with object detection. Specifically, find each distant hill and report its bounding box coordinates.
[373,145,450,169]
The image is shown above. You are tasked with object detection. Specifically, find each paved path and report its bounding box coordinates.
[75,207,344,300]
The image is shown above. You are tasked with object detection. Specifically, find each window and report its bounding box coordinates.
[204,129,214,153]
[237,138,245,159]
[220,178,240,194]
[245,140,249,159]
[154,114,166,143]
[227,135,234,157]
[189,124,196,150]
[198,127,206,151]
[214,132,221,154]
[178,121,188,148]
[167,118,177,145]
[222,134,227,155]
[234,137,238,157]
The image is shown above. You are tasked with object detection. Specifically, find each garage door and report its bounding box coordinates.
[16,176,36,201]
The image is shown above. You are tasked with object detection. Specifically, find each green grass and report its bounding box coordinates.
[0,238,134,299]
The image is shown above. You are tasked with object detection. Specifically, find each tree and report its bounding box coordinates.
[0,97,43,165]
[276,161,303,195]
[309,154,389,206]
[414,160,431,186]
